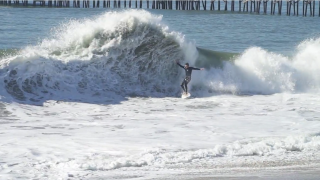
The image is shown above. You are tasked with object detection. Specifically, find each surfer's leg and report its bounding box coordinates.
[180,79,186,92]
[185,77,191,94]
[185,83,188,94]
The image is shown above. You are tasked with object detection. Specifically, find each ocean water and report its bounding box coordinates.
[1,6,320,179]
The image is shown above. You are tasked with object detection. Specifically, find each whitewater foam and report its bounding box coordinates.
[1,94,320,179]
[199,38,320,95]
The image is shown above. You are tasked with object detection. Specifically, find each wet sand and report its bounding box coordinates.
[172,167,320,180]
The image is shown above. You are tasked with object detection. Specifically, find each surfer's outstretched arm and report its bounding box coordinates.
[176,61,185,69]
[192,67,205,70]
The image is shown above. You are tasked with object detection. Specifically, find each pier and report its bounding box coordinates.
[0,0,319,17]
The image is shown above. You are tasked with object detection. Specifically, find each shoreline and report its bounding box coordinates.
[163,165,320,180]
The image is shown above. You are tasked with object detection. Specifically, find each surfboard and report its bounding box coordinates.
[181,92,191,99]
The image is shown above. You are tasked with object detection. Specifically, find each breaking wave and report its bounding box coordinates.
[0,10,197,102]
[1,9,320,103]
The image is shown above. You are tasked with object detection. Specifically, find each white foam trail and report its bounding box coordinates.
[76,134,320,171]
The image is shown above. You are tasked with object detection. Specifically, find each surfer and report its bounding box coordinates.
[176,60,204,95]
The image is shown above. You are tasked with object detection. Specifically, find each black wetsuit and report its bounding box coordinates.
[177,62,201,93]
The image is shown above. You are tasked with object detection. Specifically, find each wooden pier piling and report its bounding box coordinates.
[263,0,267,14]
[210,0,214,10]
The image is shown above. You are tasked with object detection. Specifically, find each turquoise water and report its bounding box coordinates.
[1,7,319,54]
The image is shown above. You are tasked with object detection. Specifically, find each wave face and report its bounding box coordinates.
[1,10,320,102]
[0,10,198,102]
